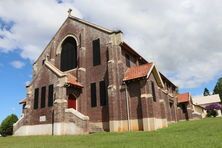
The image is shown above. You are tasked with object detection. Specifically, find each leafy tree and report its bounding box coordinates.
[213,77,222,101]
[0,114,18,137]
[203,88,210,96]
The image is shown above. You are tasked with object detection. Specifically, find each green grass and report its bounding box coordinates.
[1,118,222,148]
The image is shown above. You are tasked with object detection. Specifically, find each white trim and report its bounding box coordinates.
[65,108,89,120]
[146,63,165,88]
[44,60,66,77]
[146,63,154,79]
[153,65,165,88]
[141,93,152,98]
[54,99,67,104]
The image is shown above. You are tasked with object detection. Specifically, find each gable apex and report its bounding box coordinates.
[123,63,164,88]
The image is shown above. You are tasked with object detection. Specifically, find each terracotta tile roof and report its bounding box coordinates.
[19,98,27,104]
[67,74,83,88]
[123,63,153,81]
[178,93,190,103]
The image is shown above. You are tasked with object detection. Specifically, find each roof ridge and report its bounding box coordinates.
[69,16,122,34]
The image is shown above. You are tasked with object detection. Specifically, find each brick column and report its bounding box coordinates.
[54,78,67,123]
[107,42,119,132]
[140,80,155,131]
[159,91,168,128]
[77,28,87,115]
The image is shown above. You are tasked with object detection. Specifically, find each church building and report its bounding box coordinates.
[13,10,179,136]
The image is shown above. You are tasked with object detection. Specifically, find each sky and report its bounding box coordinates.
[0,0,222,122]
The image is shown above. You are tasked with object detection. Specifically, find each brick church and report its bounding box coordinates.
[13,10,181,136]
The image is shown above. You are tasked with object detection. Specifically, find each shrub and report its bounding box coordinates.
[0,114,18,137]
[207,110,218,117]
[205,103,222,118]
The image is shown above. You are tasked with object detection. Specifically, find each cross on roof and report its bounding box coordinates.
[68,8,72,16]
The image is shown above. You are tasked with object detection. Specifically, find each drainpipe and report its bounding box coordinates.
[124,82,131,131]
[52,109,54,136]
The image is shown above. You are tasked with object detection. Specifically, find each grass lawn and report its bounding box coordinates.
[0,118,222,148]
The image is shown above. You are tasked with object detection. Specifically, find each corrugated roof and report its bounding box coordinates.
[192,94,221,105]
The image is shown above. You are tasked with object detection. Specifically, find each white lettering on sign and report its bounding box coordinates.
[39,116,46,122]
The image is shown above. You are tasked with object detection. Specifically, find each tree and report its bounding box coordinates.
[0,114,18,137]
[203,88,210,96]
[213,77,222,102]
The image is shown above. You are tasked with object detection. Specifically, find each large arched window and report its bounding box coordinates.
[60,37,77,71]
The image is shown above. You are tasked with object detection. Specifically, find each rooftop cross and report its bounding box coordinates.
[68,8,72,16]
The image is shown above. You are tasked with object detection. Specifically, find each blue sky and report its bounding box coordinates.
[0,0,222,122]
[0,51,32,122]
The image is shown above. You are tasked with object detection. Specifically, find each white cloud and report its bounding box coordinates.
[10,60,25,69]
[1,0,222,89]
[0,0,82,60]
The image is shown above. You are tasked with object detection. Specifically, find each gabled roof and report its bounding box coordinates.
[34,15,122,65]
[123,63,153,81]
[192,94,221,105]
[120,42,177,88]
[67,74,83,88]
[69,16,122,34]
[177,93,190,103]
[120,42,148,64]
[160,73,177,89]
[123,63,164,88]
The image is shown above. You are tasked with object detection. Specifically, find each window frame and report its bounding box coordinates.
[40,86,46,108]
[34,88,39,109]
[91,83,97,107]
[60,37,78,72]
[92,38,101,66]
[48,84,54,107]
[99,81,107,106]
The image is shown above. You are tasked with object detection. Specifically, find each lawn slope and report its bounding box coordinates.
[0,118,222,148]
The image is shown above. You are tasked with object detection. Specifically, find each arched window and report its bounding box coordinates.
[60,37,77,71]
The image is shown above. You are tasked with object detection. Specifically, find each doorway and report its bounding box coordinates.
[68,94,76,110]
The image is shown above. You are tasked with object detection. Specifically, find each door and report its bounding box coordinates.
[68,94,76,109]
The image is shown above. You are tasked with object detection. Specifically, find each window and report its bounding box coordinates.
[151,81,156,102]
[125,53,130,67]
[91,83,97,107]
[169,102,173,108]
[41,86,46,108]
[93,39,101,66]
[48,85,54,107]
[100,81,107,106]
[60,37,77,71]
[34,88,39,109]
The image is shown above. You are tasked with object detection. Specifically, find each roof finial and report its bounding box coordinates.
[68,8,72,17]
